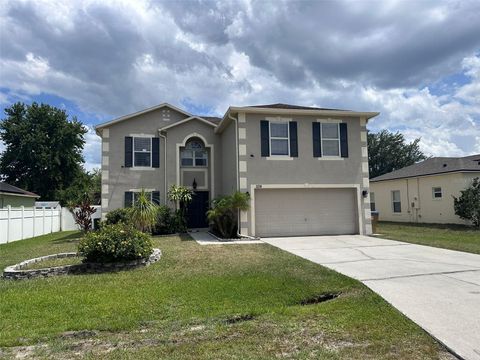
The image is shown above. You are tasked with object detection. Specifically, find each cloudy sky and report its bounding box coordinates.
[1,0,479,170]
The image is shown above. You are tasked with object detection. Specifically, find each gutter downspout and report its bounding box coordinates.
[227,113,257,240]
[159,131,168,205]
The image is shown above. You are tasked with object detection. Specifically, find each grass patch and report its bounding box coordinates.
[376,221,480,254]
[0,231,454,359]
[22,256,83,270]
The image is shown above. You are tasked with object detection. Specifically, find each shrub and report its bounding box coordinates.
[167,185,193,232]
[207,191,250,238]
[153,205,177,235]
[67,194,96,233]
[454,177,480,228]
[105,208,132,225]
[78,223,153,263]
[131,189,159,233]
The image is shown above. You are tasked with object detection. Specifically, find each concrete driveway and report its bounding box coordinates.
[262,235,480,360]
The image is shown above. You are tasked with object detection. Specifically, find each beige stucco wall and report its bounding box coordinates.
[101,106,221,213]
[0,194,36,208]
[370,172,479,224]
[236,112,371,235]
[221,120,238,195]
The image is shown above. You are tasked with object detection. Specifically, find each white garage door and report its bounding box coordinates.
[255,188,358,237]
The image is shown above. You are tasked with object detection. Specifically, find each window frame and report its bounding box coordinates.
[320,122,341,158]
[269,121,290,157]
[370,192,376,212]
[391,190,401,213]
[180,140,208,167]
[432,187,442,199]
[133,136,152,168]
[132,191,153,204]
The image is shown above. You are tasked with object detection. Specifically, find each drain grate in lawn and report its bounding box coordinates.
[299,292,340,305]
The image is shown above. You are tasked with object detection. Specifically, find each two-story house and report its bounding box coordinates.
[95,103,379,237]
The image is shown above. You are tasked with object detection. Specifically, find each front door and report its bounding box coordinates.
[186,191,209,228]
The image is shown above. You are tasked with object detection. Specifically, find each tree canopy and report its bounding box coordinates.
[368,130,427,179]
[0,102,87,201]
[454,177,480,228]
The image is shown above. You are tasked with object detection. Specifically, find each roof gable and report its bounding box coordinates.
[159,116,217,131]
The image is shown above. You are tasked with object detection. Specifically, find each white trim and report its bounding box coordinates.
[269,120,290,157]
[238,112,246,123]
[249,183,364,236]
[238,128,246,139]
[102,142,109,152]
[102,198,109,208]
[0,192,39,198]
[360,131,367,142]
[159,116,216,131]
[132,136,153,168]
[95,103,193,132]
[176,133,215,200]
[318,157,344,161]
[102,128,109,138]
[129,133,156,137]
[128,188,156,192]
[129,167,155,171]
[266,116,292,122]
[362,162,369,173]
[239,161,247,172]
[361,147,368,157]
[102,170,109,180]
[266,156,293,161]
[363,177,369,187]
[239,144,247,156]
[102,156,109,166]
[239,177,247,190]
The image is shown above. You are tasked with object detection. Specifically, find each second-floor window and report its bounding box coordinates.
[134,137,152,167]
[270,122,290,156]
[181,139,208,167]
[321,123,340,157]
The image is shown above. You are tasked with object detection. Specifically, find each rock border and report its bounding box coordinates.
[2,248,162,280]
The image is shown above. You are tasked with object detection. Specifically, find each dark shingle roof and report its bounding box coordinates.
[0,182,39,197]
[247,103,348,111]
[370,154,480,182]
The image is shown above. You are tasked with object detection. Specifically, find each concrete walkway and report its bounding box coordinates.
[262,235,480,360]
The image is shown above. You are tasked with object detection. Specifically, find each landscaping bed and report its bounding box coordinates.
[0,231,455,359]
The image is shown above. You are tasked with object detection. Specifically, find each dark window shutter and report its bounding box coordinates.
[260,120,270,157]
[340,123,348,158]
[312,122,321,157]
[289,121,298,157]
[152,137,160,168]
[125,137,133,167]
[124,191,133,207]
[152,191,160,205]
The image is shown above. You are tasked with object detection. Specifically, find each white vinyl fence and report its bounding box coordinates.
[0,205,101,244]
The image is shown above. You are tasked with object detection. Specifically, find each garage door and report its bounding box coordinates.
[255,188,358,237]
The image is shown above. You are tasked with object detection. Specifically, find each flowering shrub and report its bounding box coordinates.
[78,224,153,263]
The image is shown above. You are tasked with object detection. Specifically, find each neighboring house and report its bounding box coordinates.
[370,155,480,225]
[35,201,61,209]
[0,182,39,208]
[95,103,378,237]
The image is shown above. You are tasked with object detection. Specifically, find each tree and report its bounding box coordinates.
[56,168,101,206]
[454,177,480,228]
[368,130,427,179]
[0,102,87,200]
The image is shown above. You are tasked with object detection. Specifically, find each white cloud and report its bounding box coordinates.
[0,0,479,161]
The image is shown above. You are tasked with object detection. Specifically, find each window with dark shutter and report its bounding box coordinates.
[260,120,270,157]
[125,137,133,167]
[289,122,298,157]
[152,191,160,204]
[312,122,321,157]
[152,137,160,168]
[340,123,348,158]
[124,191,133,207]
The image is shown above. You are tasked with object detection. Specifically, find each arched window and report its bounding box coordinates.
[181,138,208,167]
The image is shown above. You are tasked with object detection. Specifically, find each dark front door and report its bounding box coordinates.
[186,191,209,228]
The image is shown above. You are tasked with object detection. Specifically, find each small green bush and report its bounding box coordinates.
[78,223,153,263]
[105,208,132,225]
[153,205,177,235]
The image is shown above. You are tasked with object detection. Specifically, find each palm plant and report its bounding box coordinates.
[130,189,159,233]
[167,185,193,232]
[207,191,250,238]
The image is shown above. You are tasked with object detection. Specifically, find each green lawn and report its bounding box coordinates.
[376,221,480,254]
[0,231,453,359]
